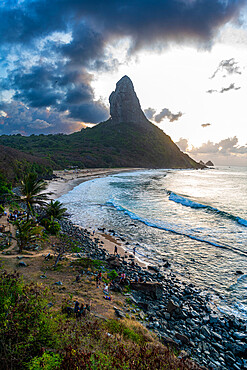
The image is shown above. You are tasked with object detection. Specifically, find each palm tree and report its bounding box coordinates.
[13,219,44,253]
[19,173,50,220]
[45,200,67,220]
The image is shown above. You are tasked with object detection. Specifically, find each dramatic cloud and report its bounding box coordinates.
[207,83,241,94]
[210,58,242,79]
[0,0,245,134]
[177,136,247,165]
[155,108,183,123]
[0,101,86,135]
[201,123,211,128]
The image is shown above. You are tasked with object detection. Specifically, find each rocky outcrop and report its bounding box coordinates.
[109,75,147,124]
[206,160,214,166]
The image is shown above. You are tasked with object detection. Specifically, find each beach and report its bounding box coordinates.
[45,167,148,267]
[46,168,141,199]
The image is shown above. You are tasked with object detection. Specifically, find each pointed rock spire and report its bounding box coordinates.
[109,75,147,124]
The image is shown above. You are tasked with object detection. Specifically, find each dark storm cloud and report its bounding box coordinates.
[210,58,242,79]
[201,123,211,128]
[6,61,109,125]
[1,0,245,47]
[155,108,183,123]
[0,101,84,135]
[0,0,245,134]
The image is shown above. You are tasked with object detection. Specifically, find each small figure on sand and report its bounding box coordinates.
[114,245,118,255]
[133,246,136,256]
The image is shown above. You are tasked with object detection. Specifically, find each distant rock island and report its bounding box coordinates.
[200,160,214,167]
[0,76,204,182]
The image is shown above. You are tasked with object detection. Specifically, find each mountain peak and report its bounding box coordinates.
[109,75,147,124]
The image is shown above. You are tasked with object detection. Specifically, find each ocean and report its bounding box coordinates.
[58,166,247,320]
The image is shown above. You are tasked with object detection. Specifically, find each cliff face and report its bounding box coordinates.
[109,75,148,124]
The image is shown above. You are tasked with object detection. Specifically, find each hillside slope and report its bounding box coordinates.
[0,144,53,183]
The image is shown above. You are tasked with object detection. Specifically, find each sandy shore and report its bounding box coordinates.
[46,168,141,200]
[46,167,148,267]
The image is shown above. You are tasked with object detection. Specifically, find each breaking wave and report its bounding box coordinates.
[106,200,247,257]
[168,192,247,228]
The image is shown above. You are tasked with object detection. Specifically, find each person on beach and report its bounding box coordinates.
[114,245,118,255]
[133,246,136,256]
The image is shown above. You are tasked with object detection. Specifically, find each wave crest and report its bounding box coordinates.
[168,192,247,228]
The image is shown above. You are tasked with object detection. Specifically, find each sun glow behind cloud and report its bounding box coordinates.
[92,38,247,149]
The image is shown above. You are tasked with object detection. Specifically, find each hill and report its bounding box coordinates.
[0,76,203,174]
[0,144,53,183]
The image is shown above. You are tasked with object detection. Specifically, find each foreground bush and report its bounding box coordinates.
[0,272,59,369]
[0,272,201,369]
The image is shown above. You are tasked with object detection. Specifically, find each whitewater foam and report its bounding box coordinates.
[168,192,247,228]
[106,200,247,256]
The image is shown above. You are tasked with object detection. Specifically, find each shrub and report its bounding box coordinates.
[107,269,118,281]
[41,218,61,235]
[0,272,59,369]
[27,352,62,370]
[72,257,106,270]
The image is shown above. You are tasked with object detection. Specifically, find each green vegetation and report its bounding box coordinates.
[0,172,13,205]
[18,173,50,220]
[45,200,67,220]
[72,257,107,270]
[0,144,53,185]
[41,216,61,235]
[0,119,201,172]
[107,269,119,281]
[13,219,45,252]
[0,272,59,369]
[0,272,198,369]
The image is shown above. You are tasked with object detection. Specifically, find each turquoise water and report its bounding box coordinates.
[58,166,247,319]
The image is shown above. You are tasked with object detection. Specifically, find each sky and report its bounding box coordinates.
[0,0,247,165]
